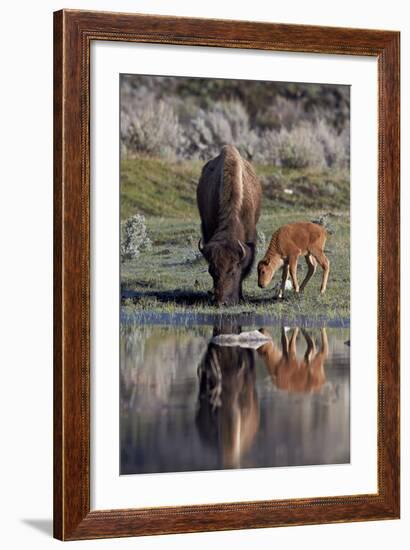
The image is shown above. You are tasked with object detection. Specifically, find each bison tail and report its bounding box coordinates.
[220,145,243,221]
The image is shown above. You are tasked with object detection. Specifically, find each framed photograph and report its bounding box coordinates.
[54,9,400,540]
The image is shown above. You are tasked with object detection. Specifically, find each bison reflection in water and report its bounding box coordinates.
[120,324,350,474]
[257,327,329,393]
[196,326,259,469]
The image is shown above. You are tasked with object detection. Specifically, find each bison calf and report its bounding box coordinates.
[257,222,330,297]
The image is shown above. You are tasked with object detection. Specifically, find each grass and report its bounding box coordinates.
[120,156,350,324]
[121,213,350,323]
[121,156,349,220]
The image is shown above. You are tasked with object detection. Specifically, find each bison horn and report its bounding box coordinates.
[238,240,247,260]
[198,238,205,253]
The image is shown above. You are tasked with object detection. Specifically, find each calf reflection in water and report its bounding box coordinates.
[120,324,349,474]
[196,328,259,469]
[258,327,329,393]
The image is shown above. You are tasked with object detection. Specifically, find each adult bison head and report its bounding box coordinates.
[199,239,254,306]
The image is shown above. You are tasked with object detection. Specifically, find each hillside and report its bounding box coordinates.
[120,157,349,220]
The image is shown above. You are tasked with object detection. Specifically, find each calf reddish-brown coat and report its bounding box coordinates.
[197,145,262,305]
[258,221,330,295]
[258,328,329,393]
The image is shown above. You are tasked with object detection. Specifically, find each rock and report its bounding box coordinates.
[272,280,293,294]
[211,330,272,349]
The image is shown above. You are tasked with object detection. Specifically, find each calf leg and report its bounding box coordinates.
[288,254,300,293]
[289,328,299,361]
[278,263,290,298]
[281,328,289,358]
[300,254,317,292]
[311,250,330,294]
[319,327,329,356]
[301,329,316,363]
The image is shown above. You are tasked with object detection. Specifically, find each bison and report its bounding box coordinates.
[197,145,262,306]
[257,222,330,297]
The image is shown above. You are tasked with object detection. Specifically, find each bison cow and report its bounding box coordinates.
[197,145,262,306]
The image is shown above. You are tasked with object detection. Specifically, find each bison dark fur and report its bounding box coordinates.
[197,145,262,305]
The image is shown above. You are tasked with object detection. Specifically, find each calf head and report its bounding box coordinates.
[257,256,284,288]
[199,239,254,306]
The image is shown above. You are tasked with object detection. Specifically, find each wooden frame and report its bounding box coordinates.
[54,9,400,541]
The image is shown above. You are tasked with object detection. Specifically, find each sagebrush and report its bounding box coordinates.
[120,214,152,261]
[121,76,350,171]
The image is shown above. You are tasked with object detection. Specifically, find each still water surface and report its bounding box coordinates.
[120,324,350,475]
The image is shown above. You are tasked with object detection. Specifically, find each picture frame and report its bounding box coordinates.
[53,9,400,541]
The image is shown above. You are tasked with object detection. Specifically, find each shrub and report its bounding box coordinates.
[181,234,203,264]
[315,119,349,169]
[179,100,258,160]
[255,96,306,131]
[276,124,327,170]
[121,214,152,261]
[255,120,349,170]
[120,77,350,169]
[121,95,181,158]
[311,212,336,235]
[257,230,267,253]
[253,130,280,165]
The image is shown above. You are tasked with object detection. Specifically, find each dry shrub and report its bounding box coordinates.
[179,100,258,160]
[120,79,349,170]
[255,121,349,170]
[121,95,181,158]
[121,214,152,262]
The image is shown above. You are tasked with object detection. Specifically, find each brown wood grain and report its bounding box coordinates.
[53,9,400,541]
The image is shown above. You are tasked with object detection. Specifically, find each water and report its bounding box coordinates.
[120,322,350,475]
